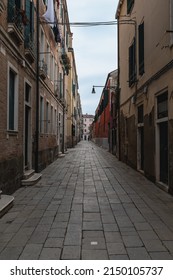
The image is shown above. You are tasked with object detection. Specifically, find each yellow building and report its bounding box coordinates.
[116,0,173,194]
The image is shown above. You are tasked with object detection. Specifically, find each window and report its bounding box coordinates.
[51,105,53,133]
[40,28,45,62]
[8,67,18,131]
[46,101,49,133]
[50,54,54,82]
[54,109,57,134]
[129,38,136,87]
[72,82,76,96]
[127,0,134,14]
[8,0,21,26]
[138,22,144,75]
[46,43,50,77]
[40,96,44,133]
[25,83,31,103]
[103,89,109,109]
[59,72,63,99]
[157,92,168,119]
[138,104,144,124]
[24,0,34,48]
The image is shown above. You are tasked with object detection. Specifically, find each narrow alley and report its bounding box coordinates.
[0,141,173,260]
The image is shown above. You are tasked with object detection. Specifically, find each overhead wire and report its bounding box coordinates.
[40,20,118,27]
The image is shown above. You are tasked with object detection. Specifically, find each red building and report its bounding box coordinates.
[93,70,117,150]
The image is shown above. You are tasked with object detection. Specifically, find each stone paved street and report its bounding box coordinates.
[0,141,173,260]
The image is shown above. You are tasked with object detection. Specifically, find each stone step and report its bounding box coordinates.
[21,173,42,186]
[0,195,14,218]
[58,152,65,158]
[23,169,35,180]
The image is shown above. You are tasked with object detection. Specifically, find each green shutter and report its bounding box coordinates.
[30,1,34,38]
[25,0,34,48]
[138,22,144,75]
[24,0,30,47]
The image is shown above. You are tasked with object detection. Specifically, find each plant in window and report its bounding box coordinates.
[61,53,71,75]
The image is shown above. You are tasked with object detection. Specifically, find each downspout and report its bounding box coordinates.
[35,0,40,172]
[117,17,121,161]
[62,69,65,154]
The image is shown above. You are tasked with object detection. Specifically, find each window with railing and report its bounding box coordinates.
[8,0,22,29]
[127,0,134,14]
[24,0,34,50]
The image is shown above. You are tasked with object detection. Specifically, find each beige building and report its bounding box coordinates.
[116,0,173,194]
[66,37,80,148]
[83,114,94,140]
[0,0,81,194]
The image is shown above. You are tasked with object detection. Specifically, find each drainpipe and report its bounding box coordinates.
[62,69,65,154]
[117,18,121,161]
[35,0,40,172]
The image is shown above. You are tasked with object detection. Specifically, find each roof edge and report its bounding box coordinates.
[115,0,124,19]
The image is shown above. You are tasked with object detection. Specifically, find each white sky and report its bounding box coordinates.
[66,0,119,115]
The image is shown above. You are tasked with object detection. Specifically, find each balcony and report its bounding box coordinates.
[39,60,47,79]
[24,35,35,63]
[7,2,24,44]
[60,53,71,75]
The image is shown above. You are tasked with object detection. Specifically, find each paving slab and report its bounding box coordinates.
[61,246,81,260]
[19,244,43,260]
[39,248,61,260]
[82,249,108,260]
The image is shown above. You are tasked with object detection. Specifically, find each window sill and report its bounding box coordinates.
[7,130,18,138]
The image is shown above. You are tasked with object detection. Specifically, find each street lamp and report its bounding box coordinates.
[91,85,116,94]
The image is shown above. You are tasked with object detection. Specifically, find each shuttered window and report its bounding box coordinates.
[24,0,34,48]
[138,22,144,76]
[129,38,136,87]
[8,0,21,25]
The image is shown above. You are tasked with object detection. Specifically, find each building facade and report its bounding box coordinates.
[116,0,173,194]
[93,70,117,151]
[66,38,82,148]
[0,0,81,194]
[82,114,94,140]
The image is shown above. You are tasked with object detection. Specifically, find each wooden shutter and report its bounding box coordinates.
[138,22,144,75]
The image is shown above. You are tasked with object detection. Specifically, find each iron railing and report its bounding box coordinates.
[8,2,23,32]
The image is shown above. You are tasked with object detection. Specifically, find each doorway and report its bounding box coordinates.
[138,126,144,171]
[24,82,32,170]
